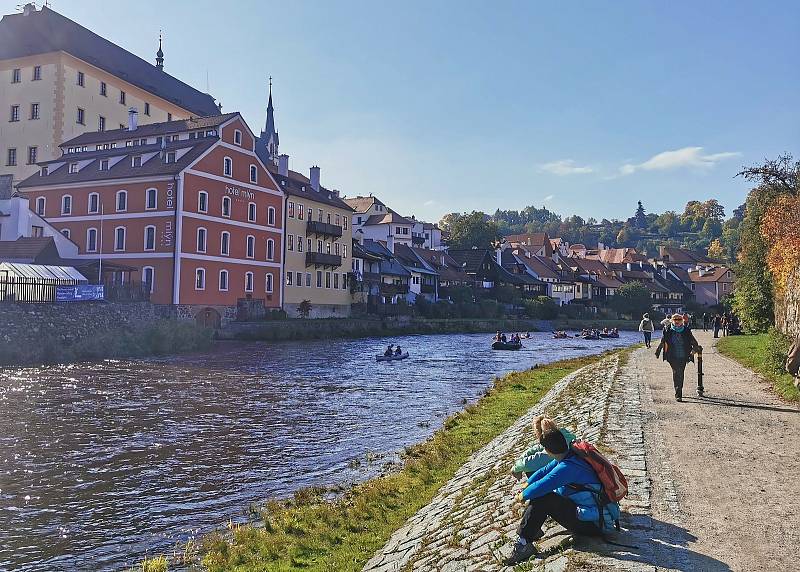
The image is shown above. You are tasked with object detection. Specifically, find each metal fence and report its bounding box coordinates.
[104,281,151,303]
[0,276,82,303]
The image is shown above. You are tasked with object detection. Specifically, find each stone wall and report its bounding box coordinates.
[775,267,800,338]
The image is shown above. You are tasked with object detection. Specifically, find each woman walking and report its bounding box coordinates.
[655,313,702,401]
[638,313,655,348]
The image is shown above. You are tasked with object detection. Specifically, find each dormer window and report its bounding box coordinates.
[132,155,142,167]
[40,166,48,176]
[68,163,79,174]
[99,159,109,171]
[165,151,176,163]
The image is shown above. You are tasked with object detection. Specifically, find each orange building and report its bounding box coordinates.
[17,112,284,324]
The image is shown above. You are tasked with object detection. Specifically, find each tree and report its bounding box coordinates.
[297,300,313,319]
[610,282,652,319]
[633,201,647,229]
[707,239,725,260]
[440,211,499,249]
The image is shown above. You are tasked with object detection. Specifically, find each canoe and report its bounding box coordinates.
[492,341,523,350]
[376,352,409,362]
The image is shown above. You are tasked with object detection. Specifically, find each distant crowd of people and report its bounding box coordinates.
[700,312,741,338]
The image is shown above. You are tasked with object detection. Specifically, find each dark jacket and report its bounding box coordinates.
[657,326,701,363]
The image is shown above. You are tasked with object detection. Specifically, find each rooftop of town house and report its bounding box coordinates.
[514,252,561,280]
[0,5,220,116]
[0,237,63,263]
[351,239,384,262]
[363,210,415,226]
[592,247,648,264]
[17,137,216,188]
[657,245,722,265]
[393,243,438,274]
[343,195,386,214]
[567,256,614,276]
[652,271,694,295]
[267,167,353,212]
[569,243,587,251]
[411,247,469,283]
[687,266,734,283]
[504,232,550,248]
[360,239,412,277]
[594,274,626,289]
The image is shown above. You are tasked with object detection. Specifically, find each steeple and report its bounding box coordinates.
[155,32,164,71]
[260,77,279,162]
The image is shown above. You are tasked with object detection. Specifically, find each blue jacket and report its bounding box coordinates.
[521,452,620,530]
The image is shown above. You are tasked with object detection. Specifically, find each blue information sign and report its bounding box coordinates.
[56,284,105,302]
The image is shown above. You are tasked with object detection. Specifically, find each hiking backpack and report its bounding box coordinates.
[570,440,628,502]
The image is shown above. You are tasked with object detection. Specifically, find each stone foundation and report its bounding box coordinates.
[283,302,352,319]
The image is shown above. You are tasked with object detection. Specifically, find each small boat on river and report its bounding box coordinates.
[376,352,410,362]
[492,341,523,350]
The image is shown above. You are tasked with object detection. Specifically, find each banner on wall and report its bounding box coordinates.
[56,284,105,302]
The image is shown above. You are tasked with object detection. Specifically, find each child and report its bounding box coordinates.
[511,416,576,479]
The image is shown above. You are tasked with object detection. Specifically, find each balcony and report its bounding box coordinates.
[361,271,382,283]
[307,220,343,238]
[306,252,342,267]
[381,282,410,296]
[420,283,436,294]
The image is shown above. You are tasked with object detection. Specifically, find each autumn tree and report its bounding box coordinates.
[707,239,725,260]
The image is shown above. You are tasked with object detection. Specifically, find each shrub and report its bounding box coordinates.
[523,296,558,319]
[765,327,792,376]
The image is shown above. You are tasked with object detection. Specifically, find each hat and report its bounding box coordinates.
[539,429,568,454]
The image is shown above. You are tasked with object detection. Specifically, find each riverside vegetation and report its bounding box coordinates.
[178,352,616,571]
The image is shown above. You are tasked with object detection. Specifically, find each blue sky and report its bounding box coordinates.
[5,1,798,222]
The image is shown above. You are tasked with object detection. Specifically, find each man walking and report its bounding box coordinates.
[639,313,655,349]
[712,314,721,338]
[656,313,702,401]
[702,312,709,332]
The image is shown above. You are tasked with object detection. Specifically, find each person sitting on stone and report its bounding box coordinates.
[504,427,620,566]
[511,416,576,480]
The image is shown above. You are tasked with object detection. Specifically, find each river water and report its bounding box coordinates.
[0,330,644,571]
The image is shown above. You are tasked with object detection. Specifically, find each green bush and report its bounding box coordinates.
[765,327,792,376]
[523,296,559,319]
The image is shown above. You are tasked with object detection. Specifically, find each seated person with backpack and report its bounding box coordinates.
[511,416,576,480]
[505,426,622,566]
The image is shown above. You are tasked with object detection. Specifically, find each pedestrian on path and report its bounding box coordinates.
[702,312,709,331]
[505,428,620,566]
[655,314,702,401]
[511,416,576,479]
[712,314,721,338]
[660,314,673,328]
[638,313,655,348]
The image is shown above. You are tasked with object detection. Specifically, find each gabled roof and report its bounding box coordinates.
[363,211,414,226]
[594,247,647,264]
[268,167,353,211]
[517,253,561,280]
[344,195,384,213]
[411,247,468,283]
[0,237,62,263]
[505,232,550,248]
[394,243,437,274]
[658,246,720,265]
[687,266,734,283]
[447,249,493,274]
[0,6,219,116]
[62,114,237,147]
[360,239,411,277]
[352,239,383,262]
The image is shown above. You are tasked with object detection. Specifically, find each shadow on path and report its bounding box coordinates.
[572,514,732,572]
[683,395,799,414]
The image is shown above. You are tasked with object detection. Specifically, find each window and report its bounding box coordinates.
[327,213,331,224]
[357,216,362,225]
[343,244,348,258]
[167,113,172,121]
[146,188,157,210]
[245,272,254,292]
[287,234,294,251]
[723,282,729,292]
[86,228,98,252]
[316,271,322,288]
[248,202,256,222]
[100,81,107,96]
[296,272,302,286]
[288,201,295,218]
[99,159,108,171]
[219,270,229,291]
[88,193,99,214]
[61,229,70,239]
[98,116,106,132]
[266,273,273,293]
[726,271,732,279]
[10,105,19,122]
[246,235,255,258]
[308,208,313,221]
[77,71,84,86]
[343,217,348,230]
[27,146,37,165]
[30,103,39,120]
[342,273,348,290]
[220,231,230,255]
[298,204,304,221]
[195,268,206,290]
[165,151,176,163]
[198,191,208,213]
[143,267,155,293]
[116,190,127,212]
[6,148,16,166]
[325,271,331,288]
[306,273,311,287]
[334,273,339,289]
[68,162,78,174]
[114,227,126,251]
[196,227,207,253]
[77,107,85,125]
[266,238,274,261]
[35,197,45,215]
[286,272,293,286]
[317,239,323,253]
[144,226,156,251]
[267,206,276,226]
[32,66,41,81]
[119,91,126,105]
[144,102,150,116]
[335,242,340,256]
[61,195,72,215]
[11,68,20,83]
[325,242,331,255]
[40,166,48,176]
[131,155,142,167]
[31,226,43,237]
[222,196,231,217]
[336,214,341,226]
[234,130,242,145]
[250,165,257,183]
[318,209,323,222]
[223,157,232,176]
[297,236,304,253]
[307,238,312,252]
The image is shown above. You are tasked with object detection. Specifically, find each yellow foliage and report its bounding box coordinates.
[760,194,800,293]
[707,239,725,260]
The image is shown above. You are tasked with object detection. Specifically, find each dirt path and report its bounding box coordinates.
[635,330,800,571]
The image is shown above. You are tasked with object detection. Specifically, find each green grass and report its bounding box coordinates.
[717,333,799,402]
[196,352,615,572]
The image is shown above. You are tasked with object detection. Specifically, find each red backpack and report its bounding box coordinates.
[570,440,628,502]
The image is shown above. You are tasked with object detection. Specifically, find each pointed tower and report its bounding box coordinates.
[260,77,279,163]
[155,32,164,71]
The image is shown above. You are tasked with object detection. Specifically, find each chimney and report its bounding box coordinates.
[331,189,340,197]
[22,3,35,15]
[387,235,395,253]
[310,165,320,191]
[278,154,289,177]
[127,107,138,131]
[357,230,364,246]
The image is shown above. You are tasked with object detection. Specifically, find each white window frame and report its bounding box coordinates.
[146,188,158,210]
[114,226,126,251]
[249,164,257,183]
[246,235,255,259]
[61,194,72,215]
[219,269,229,292]
[234,129,242,146]
[198,191,208,213]
[248,202,256,222]
[35,196,45,215]
[87,192,99,214]
[144,225,156,251]
[223,156,233,177]
[267,206,276,226]
[195,267,206,290]
[86,227,98,252]
[245,271,254,293]
[142,266,155,293]
[266,238,275,261]
[196,227,208,253]
[116,190,128,212]
[222,196,231,218]
[220,231,230,256]
[266,273,273,293]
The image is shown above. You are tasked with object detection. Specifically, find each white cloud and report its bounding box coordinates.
[539,159,593,176]
[620,146,740,176]
[543,194,555,202]
[423,199,436,206]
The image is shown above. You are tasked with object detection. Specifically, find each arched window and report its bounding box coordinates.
[88,192,99,214]
[220,231,230,256]
[222,196,231,217]
[146,188,157,210]
[248,202,256,222]
[198,191,208,213]
[86,228,98,252]
[144,225,156,251]
[35,196,46,216]
[267,206,276,226]
[196,227,207,253]
[223,156,232,177]
[246,235,255,259]
[266,273,273,293]
[249,165,257,183]
[116,190,127,212]
[245,271,254,292]
[142,266,155,293]
[195,268,206,290]
[266,238,275,261]
[234,130,242,146]
[61,195,72,215]
[114,226,126,251]
[219,269,229,291]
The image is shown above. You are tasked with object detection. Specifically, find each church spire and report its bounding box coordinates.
[261,77,279,162]
[155,32,164,71]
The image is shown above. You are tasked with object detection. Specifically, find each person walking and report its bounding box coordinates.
[655,313,702,401]
[639,313,655,348]
[702,312,709,332]
[722,314,729,337]
[712,314,721,338]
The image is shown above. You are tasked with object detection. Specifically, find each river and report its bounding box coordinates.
[0,330,644,571]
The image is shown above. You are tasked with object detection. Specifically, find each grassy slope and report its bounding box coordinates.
[198,352,613,572]
[717,334,799,402]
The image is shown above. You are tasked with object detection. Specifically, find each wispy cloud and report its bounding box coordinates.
[619,146,740,176]
[539,159,593,176]
[423,199,436,206]
[543,194,555,202]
